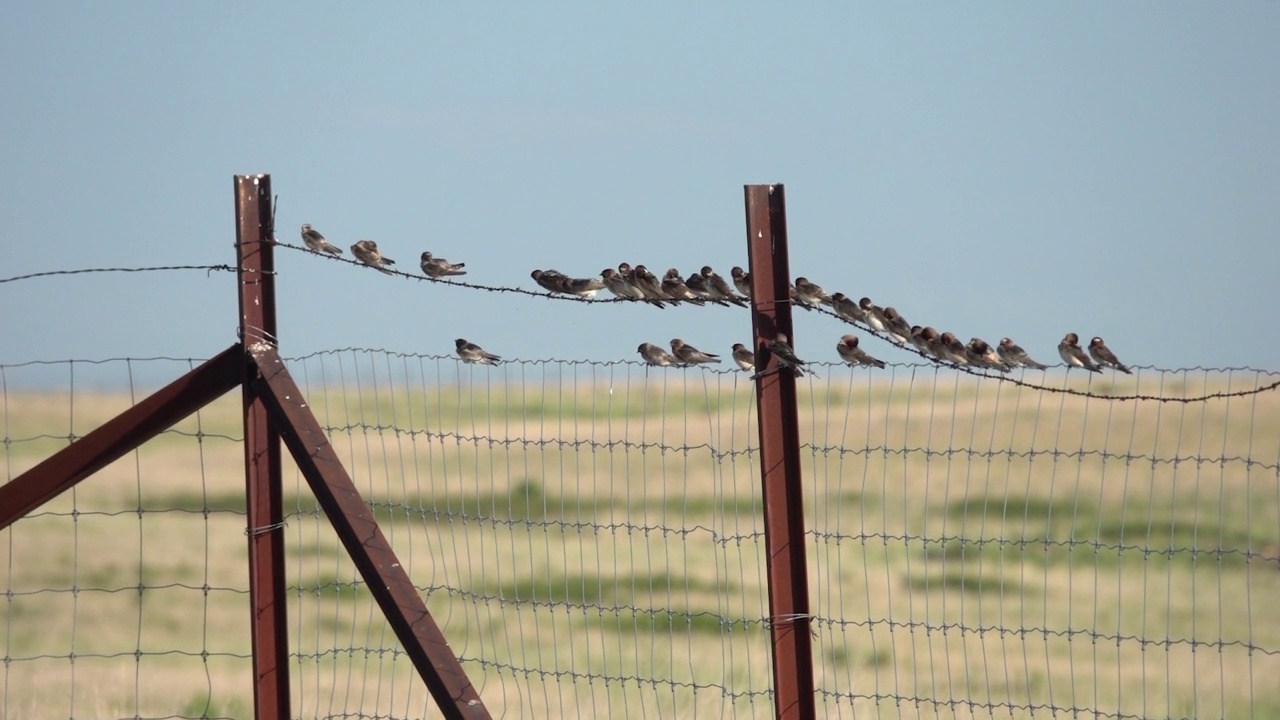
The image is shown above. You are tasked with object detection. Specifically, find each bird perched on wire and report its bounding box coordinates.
[455,338,501,365]
[1088,337,1132,374]
[661,268,706,305]
[920,327,945,361]
[420,251,466,278]
[730,266,752,298]
[830,293,869,325]
[792,277,831,308]
[616,264,666,307]
[757,332,814,378]
[530,269,571,294]
[836,334,885,369]
[908,326,931,354]
[637,342,679,366]
[560,275,606,299]
[997,337,1048,370]
[351,240,395,273]
[701,266,749,306]
[939,332,970,366]
[859,298,889,334]
[603,268,647,303]
[684,272,730,306]
[300,224,342,255]
[966,338,1009,372]
[632,265,668,303]
[671,338,721,365]
[882,307,913,346]
[730,343,755,371]
[1058,332,1101,373]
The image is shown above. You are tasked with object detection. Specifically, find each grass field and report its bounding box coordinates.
[2,357,1278,719]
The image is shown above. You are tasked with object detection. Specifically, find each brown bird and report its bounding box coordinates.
[455,338,501,365]
[1059,332,1101,373]
[730,266,752,298]
[637,342,678,367]
[351,240,395,273]
[997,337,1048,370]
[836,334,885,368]
[661,268,705,305]
[730,343,755,371]
[670,338,721,364]
[420,251,466,277]
[1088,337,1132,374]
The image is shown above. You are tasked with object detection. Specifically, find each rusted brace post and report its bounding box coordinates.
[0,346,242,531]
[235,174,291,720]
[249,347,491,719]
[744,184,816,720]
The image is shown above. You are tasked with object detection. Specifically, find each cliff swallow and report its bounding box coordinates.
[731,343,755,371]
[831,293,869,324]
[939,332,970,366]
[670,338,721,365]
[763,332,813,378]
[300,224,342,255]
[351,240,395,273]
[530,269,571,294]
[560,275,606,299]
[700,266,749,306]
[882,307,913,345]
[615,264,666,307]
[793,277,831,308]
[455,338,501,365]
[836,334,886,368]
[420,251,466,277]
[921,327,945,360]
[638,342,678,367]
[997,337,1048,370]
[859,297,888,334]
[1058,332,1102,373]
[908,326,931,354]
[1088,337,1132,374]
[685,272,730,306]
[632,265,669,302]
[661,268,706,305]
[730,266,752,298]
[966,338,1009,372]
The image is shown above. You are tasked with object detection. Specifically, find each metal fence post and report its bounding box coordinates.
[235,174,291,720]
[744,183,816,720]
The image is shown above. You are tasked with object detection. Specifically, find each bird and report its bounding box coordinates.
[731,343,755,371]
[939,332,970,366]
[351,240,395,273]
[685,272,730,306]
[966,338,1009,372]
[660,268,705,305]
[420,251,466,278]
[921,327,946,361]
[701,266,749,307]
[831,293,869,324]
[1088,337,1132,374]
[300,224,342,255]
[671,338,721,365]
[632,265,669,302]
[793,277,831,308]
[602,268,650,304]
[836,334,886,368]
[908,326,931,354]
[455,338,501,365]
[859,298,889,334]
[997,337,1048,370]
[637,342,678,366]
[617,264,666,307]
[1058,332,1102,373]
[730,266,752,298]
[560,275,606,299]
[763,333,813,378]
[882,307,913,346]
[530,269,571,294]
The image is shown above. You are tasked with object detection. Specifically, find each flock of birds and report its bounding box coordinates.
[299,224,1133,376]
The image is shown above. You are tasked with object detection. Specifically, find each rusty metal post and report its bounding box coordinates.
[744,183,816,720]
[0,346,242,531]
[235,174,291,720]
[249,347,491,719]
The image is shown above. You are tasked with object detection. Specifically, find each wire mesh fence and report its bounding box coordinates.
[3,347,1278,718]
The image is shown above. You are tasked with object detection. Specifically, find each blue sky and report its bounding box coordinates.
[2,3,1278,387]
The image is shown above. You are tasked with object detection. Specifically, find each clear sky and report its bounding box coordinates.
[2,3,1278,388]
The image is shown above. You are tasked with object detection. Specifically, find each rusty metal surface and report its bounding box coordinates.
[235,174,291,720]
[0,345,243,532]
[744,183,816,720]
[249,346,492,720]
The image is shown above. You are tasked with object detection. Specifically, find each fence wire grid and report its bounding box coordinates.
[3,347,1278,719]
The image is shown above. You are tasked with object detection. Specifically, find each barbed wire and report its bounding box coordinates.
[0,264,238,285]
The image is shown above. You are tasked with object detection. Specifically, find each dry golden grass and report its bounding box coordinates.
[2,364,1279,718]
